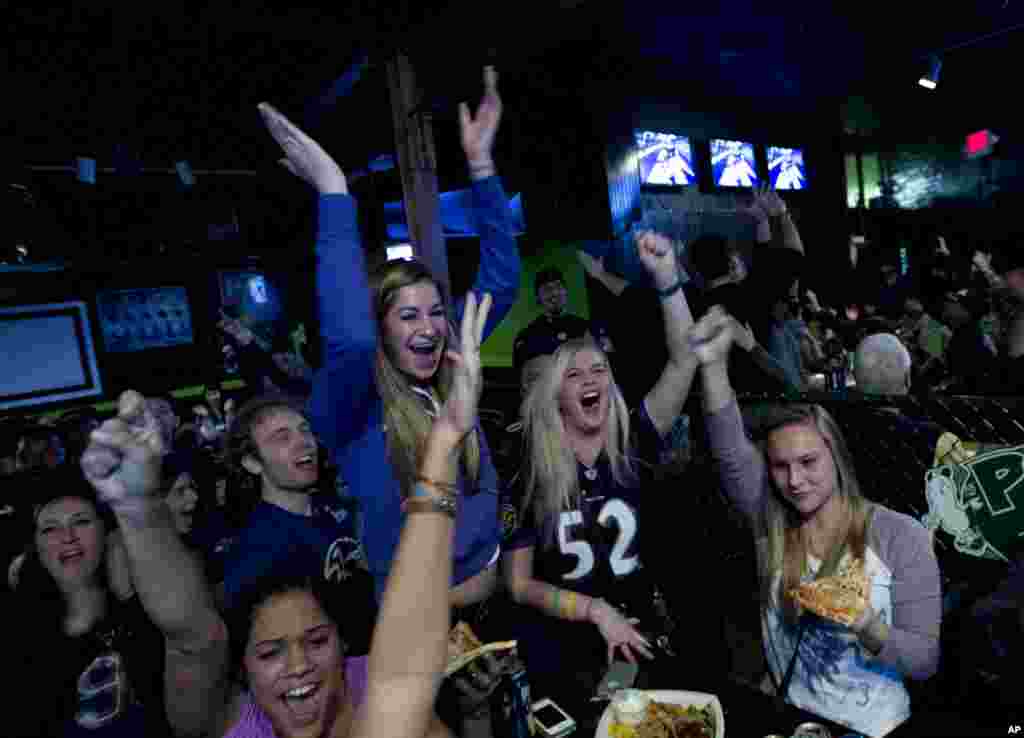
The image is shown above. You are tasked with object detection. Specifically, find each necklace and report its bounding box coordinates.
[583,464,598,481]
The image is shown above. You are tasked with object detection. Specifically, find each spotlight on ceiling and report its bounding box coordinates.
[918,55,942,90]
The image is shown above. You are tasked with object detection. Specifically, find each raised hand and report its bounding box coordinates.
[590,599,654,665]
[258,102,348,195]
[759,187,788,217]
[438,292,493,441]
[743,184,769,221]
[732,319,757,352]
[81,390,164,509]
[635,230,679,290]
[689,305,736,366]
[459,66,502,170]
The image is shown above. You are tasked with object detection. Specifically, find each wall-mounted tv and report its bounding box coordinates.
[0,301,104,411]
[97,286,194,353]
[634,130,695,186]
[709,139,759,188]
[767,146,808,191]
[217,269,286,352]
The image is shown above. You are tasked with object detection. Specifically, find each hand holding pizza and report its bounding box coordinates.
[787,560,873,629]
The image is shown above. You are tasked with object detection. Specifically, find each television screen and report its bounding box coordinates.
[97,286,194,353]
[0,301,103,410]
[634,131,695,186]
[709,139,759,188]
[767,146,808,190]
[218,269,287,352]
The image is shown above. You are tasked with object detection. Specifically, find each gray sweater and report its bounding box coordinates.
[706,398,941,680]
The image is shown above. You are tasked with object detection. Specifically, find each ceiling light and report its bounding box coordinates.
[918,55,942,90]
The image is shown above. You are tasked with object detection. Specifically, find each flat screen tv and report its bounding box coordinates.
[767,146,808,190]
[634,131,696,186]
[97,286,194,353]
[217,269,287,352]
[0,301,103,411]
[709,139,759,188]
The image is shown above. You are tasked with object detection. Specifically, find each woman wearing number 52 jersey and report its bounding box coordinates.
[502,229,698,697]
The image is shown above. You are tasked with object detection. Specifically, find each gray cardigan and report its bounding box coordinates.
[706,398,941,680]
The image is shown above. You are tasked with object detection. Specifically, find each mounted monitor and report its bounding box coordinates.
[0,301,103,411]
[96,286,194,353]
[634,131,696,186]
[709,139,759,188]
[767,146,808,191]
[217,269,286,352]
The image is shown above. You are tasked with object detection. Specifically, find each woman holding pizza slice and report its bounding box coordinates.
[691,305,940,738]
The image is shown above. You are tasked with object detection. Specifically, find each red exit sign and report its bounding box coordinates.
[965,129,998,158]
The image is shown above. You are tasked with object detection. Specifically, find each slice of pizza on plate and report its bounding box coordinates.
[787,559,869,627]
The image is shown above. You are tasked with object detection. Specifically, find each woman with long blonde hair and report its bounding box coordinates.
[502,230,698,696]
[691,305,941,737]
[263,65,520,611]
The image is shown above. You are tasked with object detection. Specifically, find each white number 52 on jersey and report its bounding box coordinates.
[557,499,639,580]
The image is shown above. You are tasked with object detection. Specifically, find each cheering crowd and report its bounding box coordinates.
[4,65,1024,738]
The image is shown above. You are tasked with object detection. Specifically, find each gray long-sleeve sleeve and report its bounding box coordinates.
[870,508,942,680]
[704,397,767,524]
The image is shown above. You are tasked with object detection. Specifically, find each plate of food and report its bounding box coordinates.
[596,689,724,738]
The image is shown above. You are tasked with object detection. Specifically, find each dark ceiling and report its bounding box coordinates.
[10,2,1024,175]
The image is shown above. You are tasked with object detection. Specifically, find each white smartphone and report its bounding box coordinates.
[531,698,576,737]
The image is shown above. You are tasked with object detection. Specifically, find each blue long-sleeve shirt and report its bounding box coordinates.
[309,176,520,598]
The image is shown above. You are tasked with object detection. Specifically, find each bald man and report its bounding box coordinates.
[854,332,912,396]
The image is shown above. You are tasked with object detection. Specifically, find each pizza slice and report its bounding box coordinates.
[445,622,517,677]
[787,560,869,627]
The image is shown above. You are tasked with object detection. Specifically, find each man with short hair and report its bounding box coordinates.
[854,332,913,396]
[513,268,597,372]
[223,394,376,652]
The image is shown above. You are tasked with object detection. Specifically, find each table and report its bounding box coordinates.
[563,672,1005,738]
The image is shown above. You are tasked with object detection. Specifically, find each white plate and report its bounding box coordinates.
[594,690,725,738]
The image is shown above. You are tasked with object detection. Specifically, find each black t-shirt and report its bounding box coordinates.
[8,594,169,738]
[513,312,593,370]
[502,404,666,607]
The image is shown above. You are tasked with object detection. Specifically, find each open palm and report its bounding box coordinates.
[258,102,347,195]
[459,67,502,167]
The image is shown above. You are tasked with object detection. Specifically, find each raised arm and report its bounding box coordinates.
[759,189,804,255]
[636,231,698,437]
[578,248,630,297]
[733,319,802,392]
[81,391,228,738]
[692,307,767,522]
[454,66,521,340]
[257,103,380,449]
[355,294,492,738]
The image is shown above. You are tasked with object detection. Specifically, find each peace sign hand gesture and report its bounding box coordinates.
[437,292,493,443]
[258,102,348,195]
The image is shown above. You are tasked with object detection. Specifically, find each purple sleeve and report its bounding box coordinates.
[705,397,766,524]
[345,655,370,709]
[871,509,942,680]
